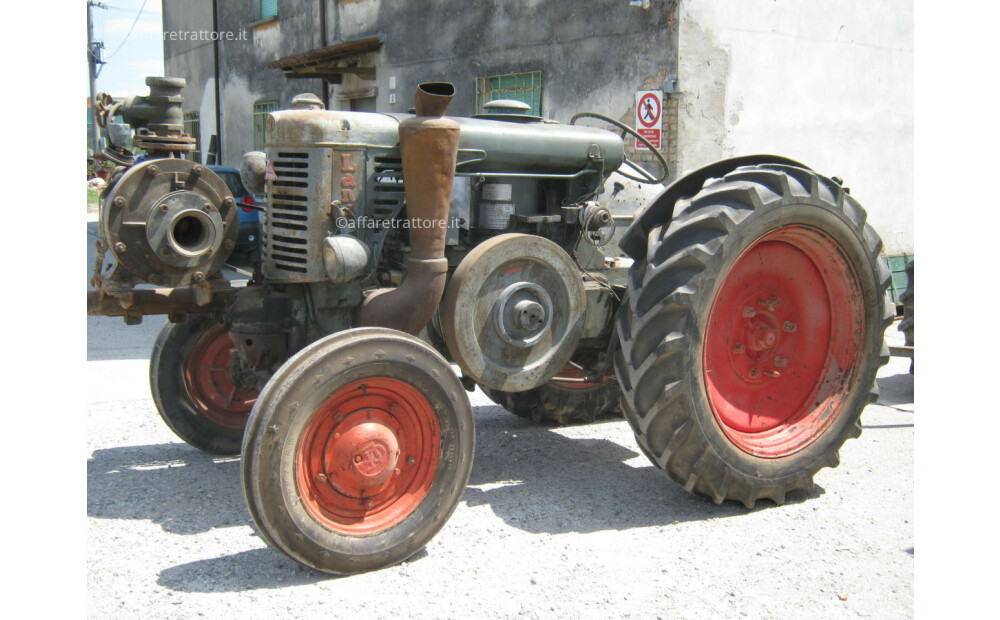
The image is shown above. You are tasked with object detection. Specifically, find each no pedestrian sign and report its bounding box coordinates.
[635,90,662,150]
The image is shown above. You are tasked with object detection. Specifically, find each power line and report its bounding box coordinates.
[102,0,149,61]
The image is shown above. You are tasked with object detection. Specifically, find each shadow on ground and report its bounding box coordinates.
[90,405,818,592]
[876,371,915,408]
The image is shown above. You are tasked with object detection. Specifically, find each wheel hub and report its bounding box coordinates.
[183,324,257,429]
[296,377,440,534]
[495,282,553,347]
[729,305,790,384]
[703,225,864,457]
[323,413,401,497]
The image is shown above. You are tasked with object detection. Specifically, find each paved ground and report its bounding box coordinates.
[86,223,914,619]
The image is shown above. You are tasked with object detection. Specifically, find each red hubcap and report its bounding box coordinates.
[296,378,440,534]
[183,324,257,429]
[703,226,864,457]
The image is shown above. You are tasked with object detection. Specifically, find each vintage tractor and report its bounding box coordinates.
[89,77,891,574]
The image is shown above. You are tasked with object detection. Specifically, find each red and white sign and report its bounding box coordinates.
[634,90,663,150]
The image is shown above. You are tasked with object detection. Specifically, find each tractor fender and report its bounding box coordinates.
[619,154,810,260]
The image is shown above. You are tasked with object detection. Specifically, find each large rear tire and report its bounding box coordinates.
[480,366,620,425]
[241,327,475,574]
[149,315,258,455]
[615,164,892,507]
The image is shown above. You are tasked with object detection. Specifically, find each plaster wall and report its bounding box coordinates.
[676,0,914,254]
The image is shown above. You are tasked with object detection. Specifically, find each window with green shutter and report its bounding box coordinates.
[260,0,278,20]
[253,101,278,150]
[475,71,543,116]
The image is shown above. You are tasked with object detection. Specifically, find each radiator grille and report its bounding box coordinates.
[266,151,314,275]
[262,149,331,281]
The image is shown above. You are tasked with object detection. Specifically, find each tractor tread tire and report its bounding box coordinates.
[614,164,892,508]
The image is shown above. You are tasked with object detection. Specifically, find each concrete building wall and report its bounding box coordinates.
[161,0,912,254]
[162,0,216,163]
[166,0,679,172]
[164,0,327,167]
[675,0,914,254]
[329,0,679,174]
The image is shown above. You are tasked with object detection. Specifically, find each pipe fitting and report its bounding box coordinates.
[358,83,459,335]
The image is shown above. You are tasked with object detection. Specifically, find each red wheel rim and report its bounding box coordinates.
[296,378,440,534]
[549,365,611,390]
[183,324,257,429]
[703,225,864,457]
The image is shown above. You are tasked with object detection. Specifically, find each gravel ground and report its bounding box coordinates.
[86,307,913,619]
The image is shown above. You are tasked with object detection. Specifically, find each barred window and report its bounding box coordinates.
[253,101,278,150]
[183,111,200,163]
[475,71,543,116]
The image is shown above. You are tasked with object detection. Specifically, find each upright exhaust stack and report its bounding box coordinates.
[359,83,460,334]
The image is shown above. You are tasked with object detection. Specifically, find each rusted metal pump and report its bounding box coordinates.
[90,78,892,575]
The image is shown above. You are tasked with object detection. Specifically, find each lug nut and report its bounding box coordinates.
[114,242,127,253]
[764,369,781,378]
[191,165,203,175]
[204,203,213,212]
[783,321,797,332]
[774,357,787,368]
[742,306,756,318]
[732,342,745,355]
[146,165,159,176]
[316,473,327,483]
[112,196,126,208]
[223,197,236,208]
[748,367,762,379]
[192,272,205,283]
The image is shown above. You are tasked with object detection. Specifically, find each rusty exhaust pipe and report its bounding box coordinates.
[358,83,460,335]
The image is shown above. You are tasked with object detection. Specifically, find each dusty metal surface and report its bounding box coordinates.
[440,233,586,392]
[358,83,460,335]
[86,285,237,319]
[98,159,238,289]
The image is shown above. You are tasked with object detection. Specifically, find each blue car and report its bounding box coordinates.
[207,165,261,259]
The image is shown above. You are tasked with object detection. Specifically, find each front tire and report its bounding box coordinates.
[150,315,258,455]
[241,327,475,574]
[615,164,892,507]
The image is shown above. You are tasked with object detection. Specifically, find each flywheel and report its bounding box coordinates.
[440,233,586,392]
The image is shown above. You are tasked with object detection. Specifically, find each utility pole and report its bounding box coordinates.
[87,1,106,155]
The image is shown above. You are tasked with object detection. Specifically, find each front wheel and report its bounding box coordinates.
[241,327,475,574]
[615,164,892,507]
